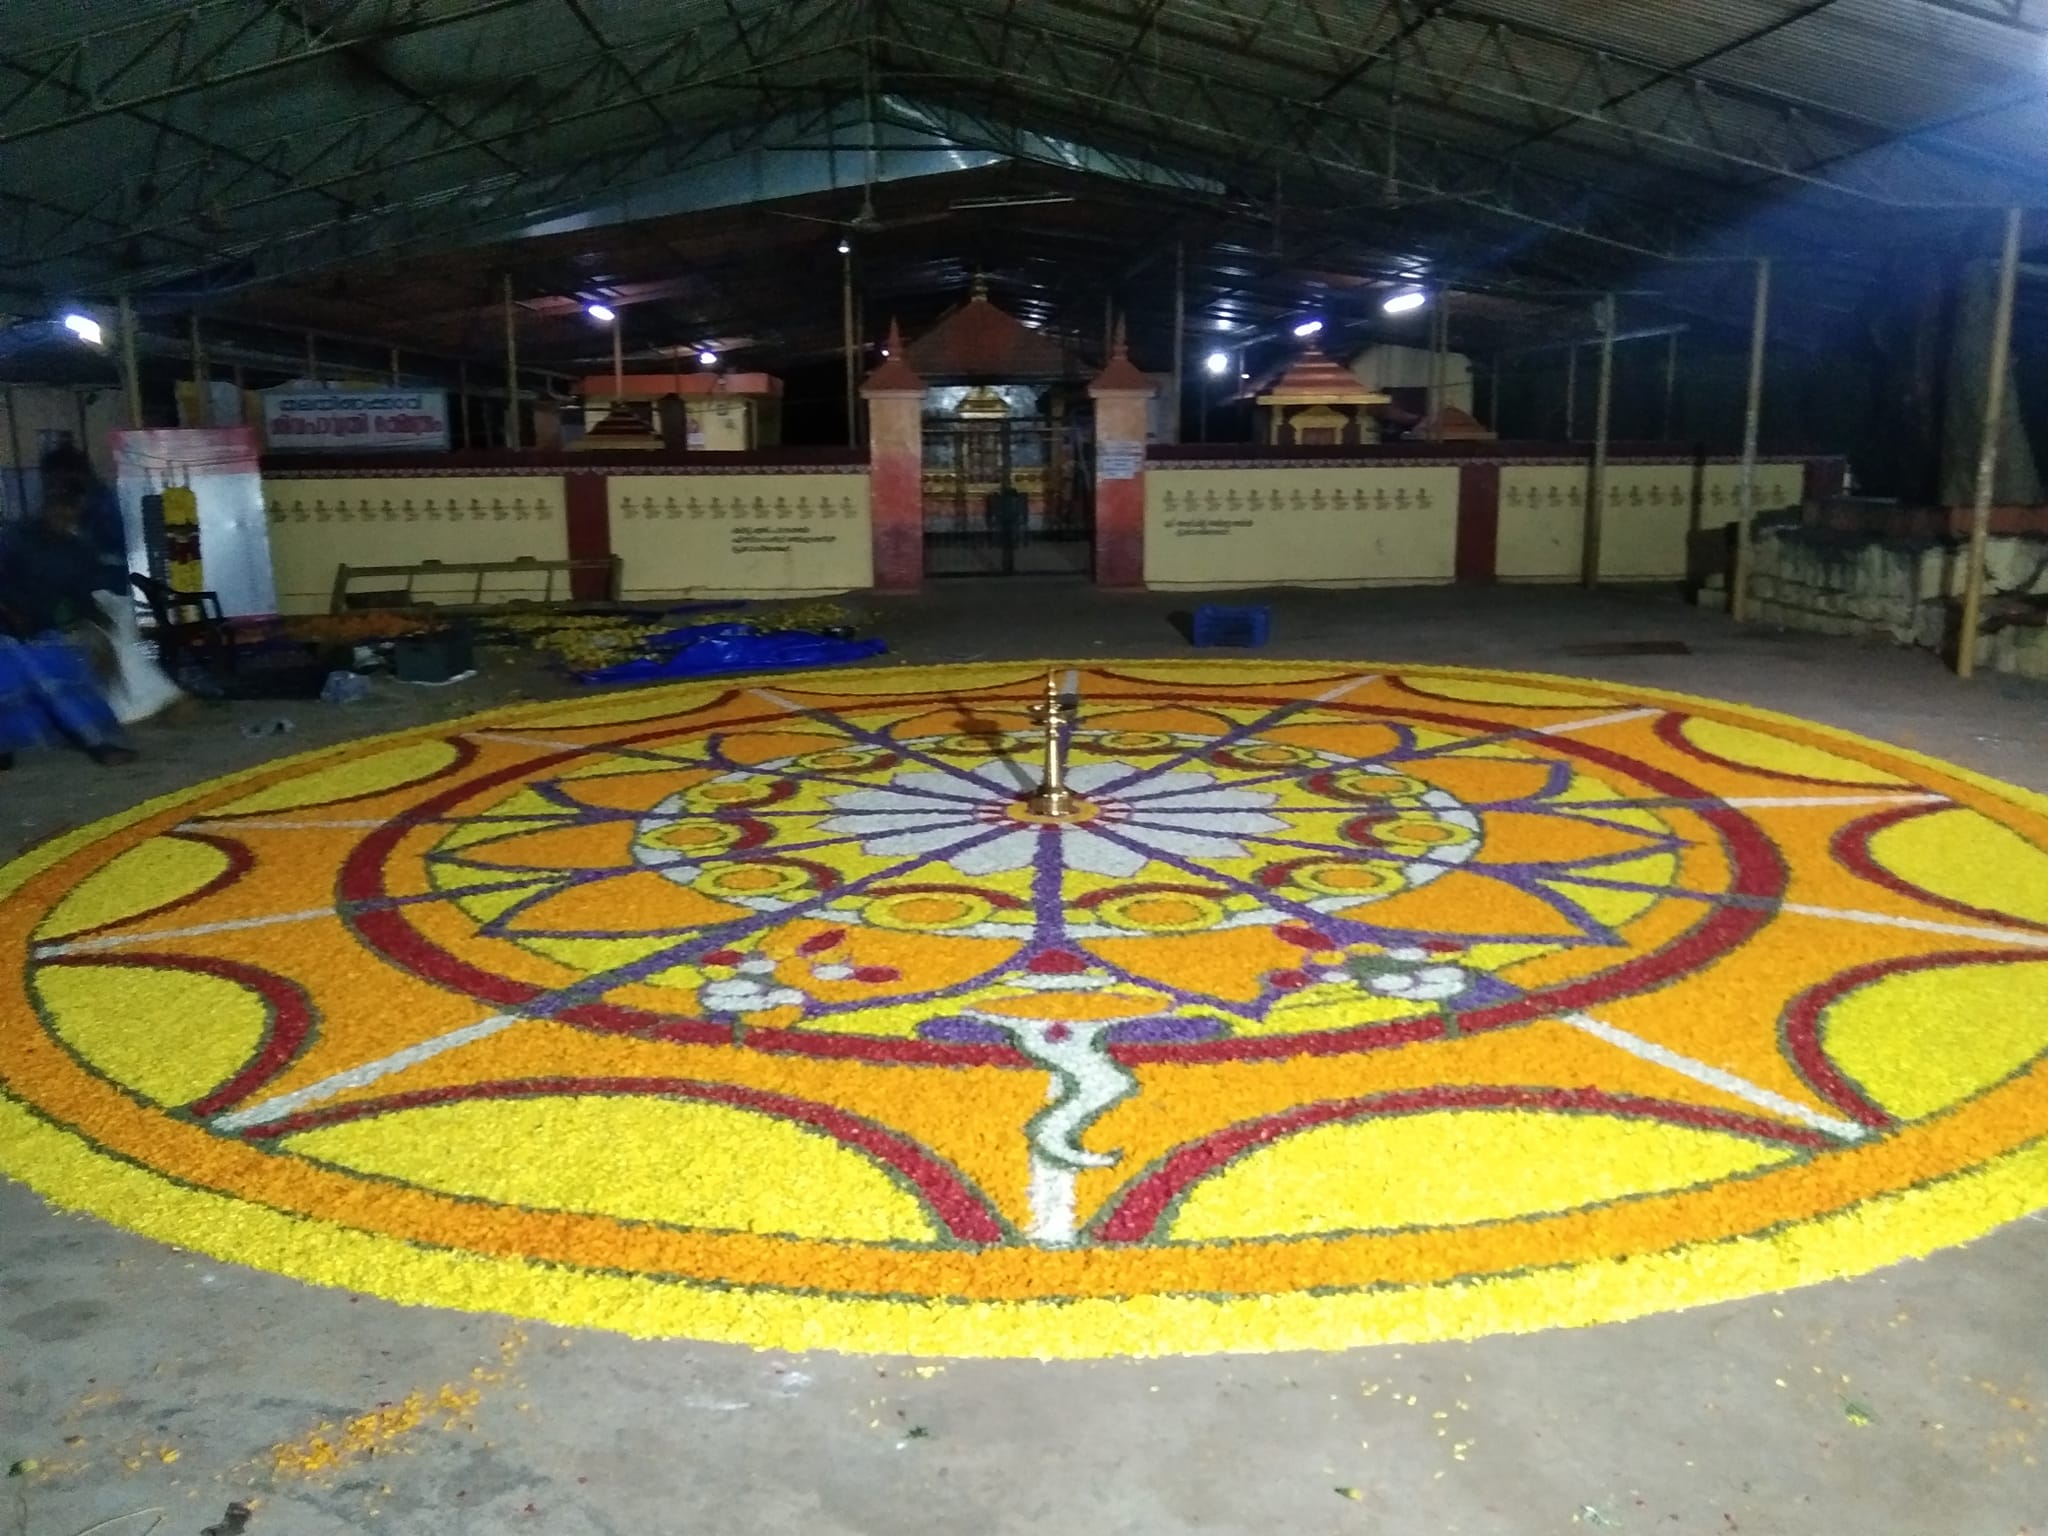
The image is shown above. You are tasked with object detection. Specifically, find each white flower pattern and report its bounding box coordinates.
[1366,964,1471,1002]
[818,761,1286,879]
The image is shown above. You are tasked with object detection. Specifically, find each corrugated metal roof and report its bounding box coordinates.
[2,0,2043,370]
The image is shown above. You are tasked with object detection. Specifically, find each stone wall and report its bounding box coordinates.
[1740,519,2048,677]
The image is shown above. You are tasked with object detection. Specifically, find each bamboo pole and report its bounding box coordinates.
[856,288,868,446]
[1428,299,1448,440]
[1564,343,1578,439]
[1488,351,1502,434]
[842,247,857,445]
[502,273,521,450]
[118,296,143,427]
[1171,240,1186,443]
[1730,258,1772,623]
[390,346,401,385]
[1661,331,1680,440]
[457,360,470,450]
[610,315,624,397]
[1583,295,1615,588]
[1957,208,2024,680]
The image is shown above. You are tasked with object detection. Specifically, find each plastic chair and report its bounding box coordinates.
[131,572,237,680]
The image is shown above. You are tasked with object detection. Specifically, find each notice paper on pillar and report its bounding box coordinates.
[262,388,450,451]
[1100,441,1145,480]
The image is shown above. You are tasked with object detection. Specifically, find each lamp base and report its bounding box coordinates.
[1023,786,1079,820]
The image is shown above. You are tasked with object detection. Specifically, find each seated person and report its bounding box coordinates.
[37,443,127,594]
[0,479,138,769]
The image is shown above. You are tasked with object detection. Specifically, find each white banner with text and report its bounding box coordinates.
[263,389,450,452]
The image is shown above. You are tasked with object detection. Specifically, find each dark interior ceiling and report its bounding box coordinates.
[213,163,1569,383]
[3,0,2047,385]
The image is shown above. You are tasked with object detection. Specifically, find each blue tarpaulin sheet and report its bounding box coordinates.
[575,624,885,684]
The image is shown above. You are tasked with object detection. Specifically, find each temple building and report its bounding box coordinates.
[6,6,2045,1531]
[1254,344,1392,446]
[572,371,785,452]
[904,277,1093,575]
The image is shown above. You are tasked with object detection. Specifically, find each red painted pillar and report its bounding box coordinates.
[861,322,925,591]
[1454,462,1500,583]
[1089,326,1154,587]
[1803,456,1845,505]
[562,470,613,600]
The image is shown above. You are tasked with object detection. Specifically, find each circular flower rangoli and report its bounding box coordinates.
[4,660,2048,1356]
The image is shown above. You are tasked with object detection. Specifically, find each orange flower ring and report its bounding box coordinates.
[4,661,2046,1357]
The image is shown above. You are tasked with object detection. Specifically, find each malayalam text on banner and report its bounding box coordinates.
[263,390,451,452]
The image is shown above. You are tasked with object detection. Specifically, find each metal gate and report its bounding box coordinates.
[922,408,1093,577]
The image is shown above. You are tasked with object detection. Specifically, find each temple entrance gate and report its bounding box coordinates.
[921,385,1093,577]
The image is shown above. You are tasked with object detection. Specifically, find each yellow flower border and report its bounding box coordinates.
[3,659,2046,1357]
[4,1087,2043,1356]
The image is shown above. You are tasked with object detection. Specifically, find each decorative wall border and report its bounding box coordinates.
[1149,454,1833,471]
[572,462,870,478]
[263,460,868,481]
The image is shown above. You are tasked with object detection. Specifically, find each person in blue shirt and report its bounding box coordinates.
[0,451,137,769]
[37,443,127,592]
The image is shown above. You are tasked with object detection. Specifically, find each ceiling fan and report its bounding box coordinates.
[766,59,1075,235]
[950,192,1078,211]
[768,192,952,236]
[770,188,1077,235]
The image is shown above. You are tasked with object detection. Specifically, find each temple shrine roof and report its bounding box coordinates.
[571,400,664,451]
[1089,321,1152,393]
[1410,405,1497,441]
[1256,344,1391,406]
[862,320,924,392]
[903,276,1070,381]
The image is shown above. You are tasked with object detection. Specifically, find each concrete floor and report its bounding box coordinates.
[3,581,2046,1535]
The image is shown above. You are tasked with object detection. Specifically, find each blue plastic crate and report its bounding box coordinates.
[1191,603,1271,648]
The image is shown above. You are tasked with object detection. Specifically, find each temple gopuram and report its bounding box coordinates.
[904,277,1093,576]
[1254,344,1390,446]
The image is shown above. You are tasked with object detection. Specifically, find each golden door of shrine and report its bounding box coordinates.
[921,384,1093,577]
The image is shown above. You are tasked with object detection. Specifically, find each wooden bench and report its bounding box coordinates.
[330,554,621,615]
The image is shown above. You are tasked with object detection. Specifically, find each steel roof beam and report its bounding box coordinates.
[264,1,530,180]
[1492,0,1845,164]
[561,0,676,135]
[0,23,382,259]
[54,48,619,258]
[0,0,546,148]
[1389,12,2043,206]
[1894,0,2045,32]
[30,6,865,287]
[1007,0,2044,213]
[877,41,1870,345]
[178,93,859,299]
[882,6,1743,264]
[1308,0,1449,106]
[1097,0,1177,101]
[1258,0,2032,176]
[903,0,1763,250]
[882,88,1681,306]
[1066,0,2048,207]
